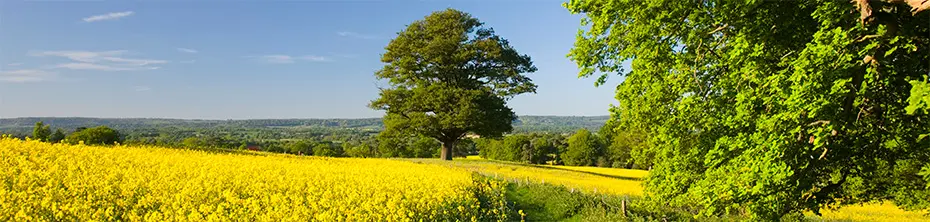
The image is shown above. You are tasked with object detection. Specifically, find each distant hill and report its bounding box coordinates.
[0,116,609,135]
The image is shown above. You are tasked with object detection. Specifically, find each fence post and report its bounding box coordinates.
[621,198,626,217]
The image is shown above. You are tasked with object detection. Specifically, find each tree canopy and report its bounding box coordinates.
[566,0,929,219]
[32,122,50,142]
[65,126,121,145]
[563,129,603,166]
[370,8,537,160]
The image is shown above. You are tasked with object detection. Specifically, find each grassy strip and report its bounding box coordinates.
[500,180,688,221]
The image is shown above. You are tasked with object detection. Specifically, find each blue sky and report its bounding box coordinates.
[0,0,622,119]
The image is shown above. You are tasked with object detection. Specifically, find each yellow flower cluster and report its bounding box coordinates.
[808,202,930,222]
[0,138,509,221]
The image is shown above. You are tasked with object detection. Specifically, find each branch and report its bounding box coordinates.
[707,24,727,35]
[855,34,881,43]
[807,120,831,126]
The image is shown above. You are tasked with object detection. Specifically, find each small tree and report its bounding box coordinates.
[312,143,343,157]
[502,134,531,162]
[286,140,314,154]
[530,136,556,164]
[370,8,537,160]
[563,129,602,166]
[49,129,65,144]
[474,138,496,159]
[32,121,51,142]
[65,126,121,145]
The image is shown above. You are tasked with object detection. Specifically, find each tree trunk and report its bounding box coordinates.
[440,140,455,160]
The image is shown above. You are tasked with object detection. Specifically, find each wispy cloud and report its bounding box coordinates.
[100,57,167,66]
[54,63,157,71]
[31,50,128,63]
[250,55,331,64]
[0,69,58,83]
[254,55,295,64]
[31,50,165,71]
[133,86,152,92]
[83,11,134,22]
[336,31,379,40]
[176,48,198,53]
[300,55,331,62]
[5,63,22,66]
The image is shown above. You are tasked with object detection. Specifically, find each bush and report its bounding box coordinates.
[563,129,603,166]
[64,126,121,145]
[312,143,343,157]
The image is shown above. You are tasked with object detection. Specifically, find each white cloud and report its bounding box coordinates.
[30,50,128,63]
[101,57,168,66]
[300,55,331,62]
[176,48,198,53]
[0,69,57,83]
[83,11,134,22]
[336,31,378,40]
[133,86,152,92]
[54,63,158,71]
[255,55,295,64]
[31,50,165,71]
[5,63,22,66]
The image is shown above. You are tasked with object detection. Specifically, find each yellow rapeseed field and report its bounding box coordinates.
[808,202,930,222]
[417,158,643,196]
[543,165,648,180]
[0,138,510,222]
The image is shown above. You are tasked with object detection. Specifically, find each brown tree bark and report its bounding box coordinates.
[440,140,456,160]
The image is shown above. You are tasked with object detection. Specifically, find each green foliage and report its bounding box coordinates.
[599,118,651,169]
[181,137,200,148]
[455,138,477,157]
[475,138,496,159]
[343,140,378,158]
[605,133,635,169]
[312,143,342,157]
[48,129,65,144]
[477,133,563,164]
[285,140,314,155]
[566,0,930,219]
[563,129,603,166]
[908,79,930,142]
[529,136,555,164]
[505,182,593,221]
[64,126,121,145]
[370,8,536,160]
[906,79,930,115]
[410,136,441,158]
[504,179,688,221]
[501,134,532,162]
[32,122,50,142]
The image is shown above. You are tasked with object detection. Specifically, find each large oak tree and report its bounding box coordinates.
[370,9,537,160]
[566,0,929,219]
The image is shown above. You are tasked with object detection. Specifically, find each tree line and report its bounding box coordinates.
[30,121,121,145]
[475,125,651,169]
[27,119,658,170]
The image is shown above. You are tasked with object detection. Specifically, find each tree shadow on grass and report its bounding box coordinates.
[456,158,645,181]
